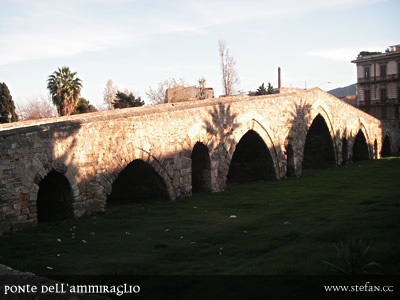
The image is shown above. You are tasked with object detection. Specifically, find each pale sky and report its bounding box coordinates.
[0,0,399,107]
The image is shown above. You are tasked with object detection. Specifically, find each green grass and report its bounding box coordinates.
[1,158,400,276]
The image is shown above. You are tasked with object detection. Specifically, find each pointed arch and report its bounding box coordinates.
[302,114,336,169]
[206,115,281,190]
[227,118,281,178]
[309,104,336,141]
[37,170,74,222]
[107,159,170,205]
[20,157,80,222]
[100,143,176,200]
[381,135,392,157]
[227,129,276,184]
[284,102,337,176]
[357,120,372,147]
[191,142,211,193]
[352,129,370,161]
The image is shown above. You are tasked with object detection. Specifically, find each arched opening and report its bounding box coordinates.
[381,135,392,157]
[107,159,169,206]
[37,170,74,222]
[227,130,276,184]
[286,143,295,177]
[191,142,211,193]
[352,130,369,161]
[342,138,348,165]
[302,114,336,170]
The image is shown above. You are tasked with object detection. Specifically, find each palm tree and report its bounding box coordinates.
[47,67,83,116]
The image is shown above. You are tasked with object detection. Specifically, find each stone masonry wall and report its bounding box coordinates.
[165,86,214,102]
[0,88,398,234]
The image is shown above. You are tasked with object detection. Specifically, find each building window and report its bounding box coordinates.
[380,87,387,103]
[398,86,400,102]
[380,64,387,77]
[381,106,387,119]
[370,106,377,117]
[365,89,371,105]
[364,66,370,79]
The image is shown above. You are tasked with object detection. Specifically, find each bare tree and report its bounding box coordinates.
[146,78,187,105]
[198,77,206,100]
[16,97,58,120]
[95,102,108,112]
[103,79,117,110]
[122,88,140,98]
[219,40,239,96]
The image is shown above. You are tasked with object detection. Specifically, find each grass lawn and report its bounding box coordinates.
[1,158,400,277]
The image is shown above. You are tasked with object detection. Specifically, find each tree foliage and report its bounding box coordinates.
[256,83,268,95]
[359,51,382,57]
[219,40,239,96]
[17,97,57,120]
[47,66,82,116]
[256,82,274,96]
[73,98,98,114]
[146,78,187,105]
[113,91,144,109]
[267,82,274,94]
[0,82,18,123]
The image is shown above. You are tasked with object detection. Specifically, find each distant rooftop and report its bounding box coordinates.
[387,45,400,53]
[352,44,400,62]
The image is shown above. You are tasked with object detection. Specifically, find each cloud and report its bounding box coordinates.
[157,22,205,35]
[186,0,384,27]
[0,0,385,65]
[0,3,142,66]
[305,48,361,62]
[0,29,136,66]
[305,45,385,62]
[0,0,207,66]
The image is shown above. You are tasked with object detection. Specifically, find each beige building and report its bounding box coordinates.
[352,45,400,127]
[165,85,214,103]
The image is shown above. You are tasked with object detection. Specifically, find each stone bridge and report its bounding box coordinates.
[0,88,398,234]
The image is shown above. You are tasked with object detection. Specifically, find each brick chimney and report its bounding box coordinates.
[278,67,281,89]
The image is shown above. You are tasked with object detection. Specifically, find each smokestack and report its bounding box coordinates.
[278,67,281,89]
